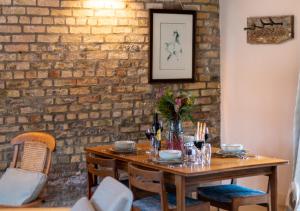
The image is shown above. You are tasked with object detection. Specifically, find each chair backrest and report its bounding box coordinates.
[128,163,168,211]
[90,176,133,211]
[10,132,56,175]
[86,154,118,198]
[86,154,117,178]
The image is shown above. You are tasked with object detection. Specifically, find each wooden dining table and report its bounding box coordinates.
[85,143,288,211]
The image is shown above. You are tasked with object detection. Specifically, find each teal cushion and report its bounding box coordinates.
[198,184,266,203]
[133,193,201,211]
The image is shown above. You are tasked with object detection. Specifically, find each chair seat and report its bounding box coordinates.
[198,184,266,203]
[133,193,201,211]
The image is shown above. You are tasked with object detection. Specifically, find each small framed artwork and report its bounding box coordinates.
[149,9,196,83]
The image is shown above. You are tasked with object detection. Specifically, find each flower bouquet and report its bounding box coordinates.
[157,90,195,150]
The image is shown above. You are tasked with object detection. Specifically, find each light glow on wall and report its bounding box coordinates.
[84,0,126,9]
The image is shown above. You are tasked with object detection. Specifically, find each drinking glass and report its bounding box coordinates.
[152,136,159,157]
[194,140,204,150]
[184,142,198,163]
[201,143,211,166]
[145,128,152,139]
[196,148,203,165]
[145,128,155,155]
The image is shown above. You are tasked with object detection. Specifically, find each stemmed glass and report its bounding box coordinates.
[159,120,163,133]
[145,128,158,157]
[145,128,154,140]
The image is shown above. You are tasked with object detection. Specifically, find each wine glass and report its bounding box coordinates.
[145,128,154,140]
[159,120,163,132]
[145,128,155,155]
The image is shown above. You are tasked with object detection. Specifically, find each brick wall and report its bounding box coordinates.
[0,0,220,206]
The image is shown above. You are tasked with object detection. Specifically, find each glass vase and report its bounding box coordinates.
[167,120,184,151]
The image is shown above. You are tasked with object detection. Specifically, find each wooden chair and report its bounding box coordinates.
[86,153,124,199]
[197,178,270,211]
[128,163,210,211]
[0,132,56,208]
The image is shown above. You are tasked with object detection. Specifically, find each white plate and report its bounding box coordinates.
[114,140,136,151]
[221,144,243,153]
[159,150,182,160]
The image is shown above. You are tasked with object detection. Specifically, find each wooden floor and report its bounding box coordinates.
[0,208,70,211]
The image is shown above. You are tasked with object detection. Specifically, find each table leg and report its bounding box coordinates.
[175,175,186,211]
[270,166,278,211]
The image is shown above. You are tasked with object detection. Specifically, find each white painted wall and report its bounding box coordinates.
[220,0,300,210]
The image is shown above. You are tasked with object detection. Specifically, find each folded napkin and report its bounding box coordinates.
[213,150,254,159]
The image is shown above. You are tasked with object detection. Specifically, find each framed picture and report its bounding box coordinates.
[149,9,196,83]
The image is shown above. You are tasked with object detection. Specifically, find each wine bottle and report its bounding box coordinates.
[152,113,159,133]
[152,113,161,150]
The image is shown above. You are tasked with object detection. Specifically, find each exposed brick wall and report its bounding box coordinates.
[0,0,220,206]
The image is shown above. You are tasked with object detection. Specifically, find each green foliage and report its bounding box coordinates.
[156,89,195,122]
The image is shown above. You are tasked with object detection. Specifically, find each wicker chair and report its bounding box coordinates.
[0,132,56,208]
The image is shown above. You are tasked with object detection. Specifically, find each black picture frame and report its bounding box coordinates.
[149,9,196,83]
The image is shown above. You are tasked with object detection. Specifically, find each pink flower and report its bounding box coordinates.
[175,98,182,107]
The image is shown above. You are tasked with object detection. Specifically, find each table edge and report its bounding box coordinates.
[85,147,288,177]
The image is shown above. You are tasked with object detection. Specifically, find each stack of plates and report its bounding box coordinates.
[221,144,244,153]
[215,144,247,158]
[112,141,136,153]
[150,150,183,164]
[159,150,182,160]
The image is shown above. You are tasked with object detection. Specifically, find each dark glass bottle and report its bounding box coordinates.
[152,113,161,150]
[152,113,159,133]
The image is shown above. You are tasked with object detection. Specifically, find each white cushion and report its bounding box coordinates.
[91,177,133,211]
[0,168,47,206]
[72,197,95,211]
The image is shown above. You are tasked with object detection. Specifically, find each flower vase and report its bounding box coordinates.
[167,121,184,151]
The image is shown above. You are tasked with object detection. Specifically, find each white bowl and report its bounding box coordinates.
[221,144,243,152]
[159,150,182,160]
[114,141,136,150]
[184,135,195,143]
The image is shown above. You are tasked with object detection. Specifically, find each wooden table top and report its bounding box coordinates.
[85,143,288,177]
